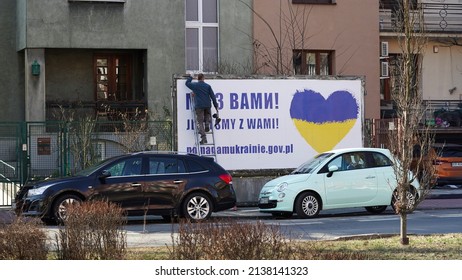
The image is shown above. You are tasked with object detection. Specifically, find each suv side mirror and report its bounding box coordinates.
[99,170,112,180]
[327,165,339,178]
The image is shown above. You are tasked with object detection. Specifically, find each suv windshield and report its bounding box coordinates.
[291,153,333,174]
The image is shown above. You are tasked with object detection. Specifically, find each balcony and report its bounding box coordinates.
[380,1,462,35]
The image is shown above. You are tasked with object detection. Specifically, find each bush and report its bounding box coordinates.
[0,218,48,260]
[169,218,299,260]
[54,200,127,260]
[167,218,370,260]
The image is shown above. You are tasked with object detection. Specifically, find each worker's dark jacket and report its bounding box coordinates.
[186,77,219,109]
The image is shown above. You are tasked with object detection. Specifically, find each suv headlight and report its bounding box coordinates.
[27,186,50,197]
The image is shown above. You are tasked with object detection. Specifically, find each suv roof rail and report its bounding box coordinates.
[131,151,201,157]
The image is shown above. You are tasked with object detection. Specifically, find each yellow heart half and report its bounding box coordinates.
[293,119,357,153]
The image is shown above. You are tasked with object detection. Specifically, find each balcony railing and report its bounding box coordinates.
[380,2,462,34]
[46,100,148,122]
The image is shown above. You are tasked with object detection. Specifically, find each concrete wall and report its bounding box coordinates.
[0,0,25,122]
[18,0,185,119]
[234,176,275,206]
[2,0,254,122]
[219,0,254,74]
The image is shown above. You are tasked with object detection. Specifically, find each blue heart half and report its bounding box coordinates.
[290,89,359,152]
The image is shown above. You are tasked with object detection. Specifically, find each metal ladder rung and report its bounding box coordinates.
[190,95,218,161]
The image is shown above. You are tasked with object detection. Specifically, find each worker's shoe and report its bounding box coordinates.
[200,138,207,144]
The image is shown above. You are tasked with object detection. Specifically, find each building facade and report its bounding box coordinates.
[0,0,253,122]
[380,0,462,123]
[252,0,381,119]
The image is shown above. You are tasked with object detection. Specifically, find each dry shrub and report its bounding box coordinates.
[169,219,298,260]
[168,218,370,260]
[55,200,127,260]
[0,218,48,260]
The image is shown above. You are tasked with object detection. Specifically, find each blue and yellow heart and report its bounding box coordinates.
[290,89,359,153]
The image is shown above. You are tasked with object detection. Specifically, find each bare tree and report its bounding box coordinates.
[239,0,356,76]
[386,0,436,245]
[53,104,100,174]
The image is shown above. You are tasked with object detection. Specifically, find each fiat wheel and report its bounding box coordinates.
[295,192,321,218]
[365,205,388,214]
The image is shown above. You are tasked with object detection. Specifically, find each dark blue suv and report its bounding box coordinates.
[15,152,236,224]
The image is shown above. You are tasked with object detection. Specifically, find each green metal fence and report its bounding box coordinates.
[0,120,172,206]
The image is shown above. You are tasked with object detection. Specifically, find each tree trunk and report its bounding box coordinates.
[400,213,409,245]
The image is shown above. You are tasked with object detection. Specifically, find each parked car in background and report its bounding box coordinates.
[15,152,236,224]
[258,148,421,218]
[430,143,462,187]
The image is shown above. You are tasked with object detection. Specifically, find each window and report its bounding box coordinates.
[149,157,186,174]
[292,0,335,4]
[185,0,218,73]
[69,0,125,3]
[380,54,419,101]
[342,153,366,170]
[107,157,142,177]
[380,0,417,10]
[371,152,392,167]
[186,159,207,172]
[293,50,333,75]
[95,54,132,102]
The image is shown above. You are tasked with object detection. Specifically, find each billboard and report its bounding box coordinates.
[175,77,364,170]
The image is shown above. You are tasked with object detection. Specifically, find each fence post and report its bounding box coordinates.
[20,122,28,185]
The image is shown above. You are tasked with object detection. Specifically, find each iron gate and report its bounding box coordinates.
[0,120,173,207]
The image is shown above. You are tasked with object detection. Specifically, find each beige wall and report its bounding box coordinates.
[253,0,381,119]
[384,38,462,102]
[422,43,462,101]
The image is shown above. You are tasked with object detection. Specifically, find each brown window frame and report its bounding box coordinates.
[380,0,417,10]
[94,54,133,102]
[293,50,334,75]
[292,0,335,4]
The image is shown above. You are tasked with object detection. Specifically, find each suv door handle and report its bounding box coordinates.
[173,180,184,184]
[131,183,142,187]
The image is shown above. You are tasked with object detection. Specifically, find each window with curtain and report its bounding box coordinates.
[293,50,333,75]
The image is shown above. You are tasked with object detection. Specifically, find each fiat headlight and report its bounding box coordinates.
[276,182,288,192]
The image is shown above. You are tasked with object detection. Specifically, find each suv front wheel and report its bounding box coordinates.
[52,194,82,224]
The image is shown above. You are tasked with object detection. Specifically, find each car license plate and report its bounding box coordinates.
[452,162,462,167]
[259,197,269,204]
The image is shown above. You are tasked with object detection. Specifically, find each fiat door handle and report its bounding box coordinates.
[365,176,376,179]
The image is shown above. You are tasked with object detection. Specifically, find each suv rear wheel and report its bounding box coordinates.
[182,192,213,221]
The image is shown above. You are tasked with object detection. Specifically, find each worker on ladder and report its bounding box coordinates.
[185,73,219,144]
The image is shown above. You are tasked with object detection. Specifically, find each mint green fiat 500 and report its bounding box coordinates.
[258,148,420,218]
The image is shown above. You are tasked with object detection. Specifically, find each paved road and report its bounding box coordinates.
[1,187,461,248]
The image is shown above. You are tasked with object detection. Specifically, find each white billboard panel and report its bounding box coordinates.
[176,78,363,170]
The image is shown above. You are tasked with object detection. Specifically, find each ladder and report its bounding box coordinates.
[190,95,218,162]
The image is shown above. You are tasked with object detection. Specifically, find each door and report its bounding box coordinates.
[324,152,378,207]
[143,156,188,211]
[94,156,146,211]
